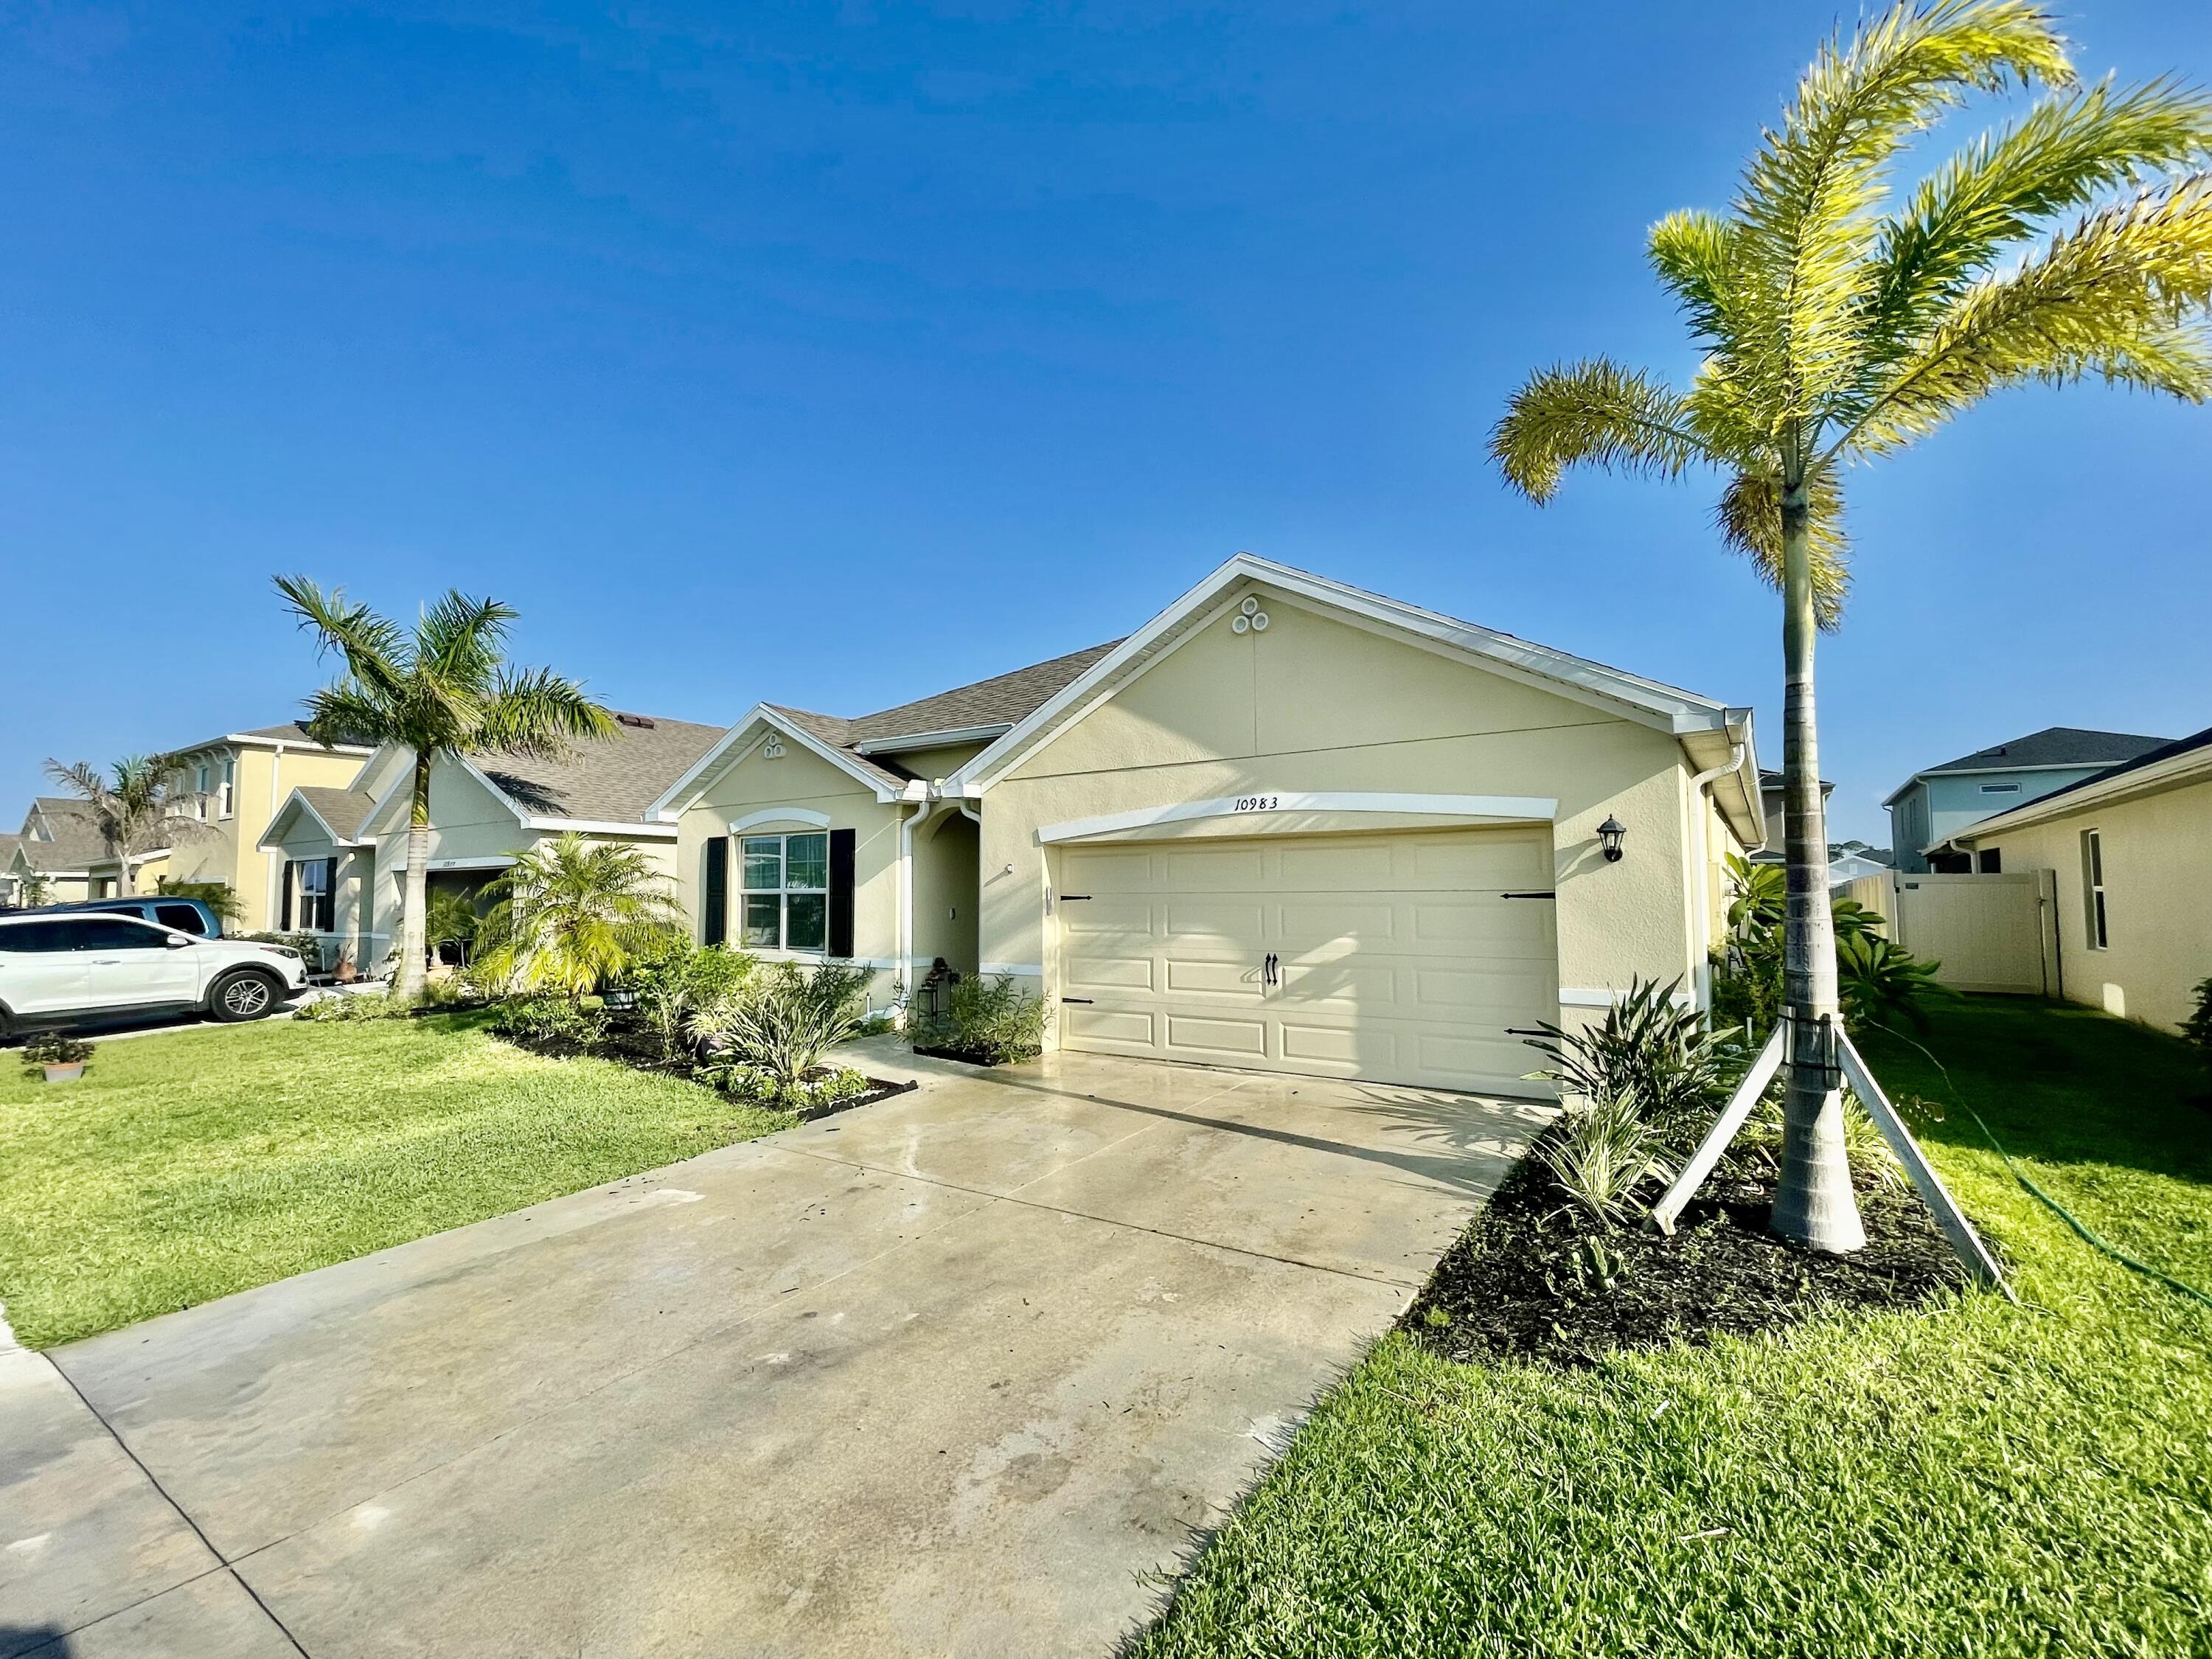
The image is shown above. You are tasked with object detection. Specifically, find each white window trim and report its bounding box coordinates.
[740,830,831,955]
[2082,828,2108,950]
[218,757,236,820]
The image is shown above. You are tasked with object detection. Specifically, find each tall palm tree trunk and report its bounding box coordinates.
[398,751,432,1001]
[116,850,136,898]
[1769,480,1866,1253]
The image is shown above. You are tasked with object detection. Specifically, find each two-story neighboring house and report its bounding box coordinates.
[156,724,377,931]
[5,798,111,902]
[1884,726,2173,873]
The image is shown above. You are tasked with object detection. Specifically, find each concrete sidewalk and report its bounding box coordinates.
[1,1043,1545,1658]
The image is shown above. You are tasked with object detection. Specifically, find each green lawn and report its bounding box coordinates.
[1132,999,2212,1659]
[0,1013,792,1349]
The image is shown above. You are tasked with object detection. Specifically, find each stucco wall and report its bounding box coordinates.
[167,743,366,929]
[978,591,1708,1034]
[674,732,905,999]
[911,807,980,976]
[1969,775,2212,1032]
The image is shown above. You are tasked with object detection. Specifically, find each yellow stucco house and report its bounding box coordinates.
[1955,725,2211,1033]
[646,557,1764,1095]
[150,724,376,929]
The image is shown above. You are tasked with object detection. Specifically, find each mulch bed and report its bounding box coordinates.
[502,1016,917,1120]
[1404,1130,1969,1369]
[910,1042,1037,1068]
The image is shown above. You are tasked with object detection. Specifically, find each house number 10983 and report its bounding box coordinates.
[1231,795,1281,813]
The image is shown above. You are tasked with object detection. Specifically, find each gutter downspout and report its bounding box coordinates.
[897,796,940,1017]
[1686,742,1748,1011]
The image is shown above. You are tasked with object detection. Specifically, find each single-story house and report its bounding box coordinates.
[1885,726,2171,873]
[1826,841,1893,888]
[258,712,726,972]
[6,799,116,902]
[1954,723,2212,1033]
[647,556,1764,1095]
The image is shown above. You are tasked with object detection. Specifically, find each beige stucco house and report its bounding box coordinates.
[648,557,1764,1095]
[6,799,111,902]
[258,712,723,972]
[1955,725,2211,1033]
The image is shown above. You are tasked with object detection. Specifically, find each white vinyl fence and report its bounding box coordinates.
[1840,870,2059,996]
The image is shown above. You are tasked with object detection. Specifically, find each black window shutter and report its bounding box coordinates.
[320,858,339,932]
[828,828,856,959]
[702,837,728,946]
[279,862,294,930]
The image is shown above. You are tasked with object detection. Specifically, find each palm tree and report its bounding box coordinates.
[41,755,202,896]
[473,834,684,1004]
[276,578,616,1000]
[1491,0,2212,1252]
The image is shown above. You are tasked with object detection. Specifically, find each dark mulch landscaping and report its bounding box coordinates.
[911,1041,1036,1068]
[1404,1129,1968,1369]
[504,1015,917,1120]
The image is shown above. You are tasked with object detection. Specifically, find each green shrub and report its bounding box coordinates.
[153,878,246,925]
[488,995,608,1052]
[706,1059,872,1114]
[919,973,1048,1065]
[689,961,870,1093]
[2180,978,2212,1077]
[1837,932,1955,1033]
[1520,976,1734,1152]
[296,992,403,1023]
[628,941,758,1060]
[20,1032,95,1072]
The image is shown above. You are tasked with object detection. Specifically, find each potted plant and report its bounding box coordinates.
[21,1032,95,1084]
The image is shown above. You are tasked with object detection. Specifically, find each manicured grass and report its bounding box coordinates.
[0,1013,792,1349]
[1132,999,2212,1658]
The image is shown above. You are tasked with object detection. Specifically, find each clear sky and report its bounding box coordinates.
[4,1,2208,844]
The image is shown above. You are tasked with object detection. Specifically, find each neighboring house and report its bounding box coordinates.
[1955,724,2212,1034]
[6,799,111,902]
[1885,726,2172,873]
[1826,840,1893,888]
[0,833,22,905]
[647,555,1765,1096]
[259,712,724,973]
[158,724,376,931]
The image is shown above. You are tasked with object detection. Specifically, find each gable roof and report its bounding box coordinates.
[654,644,1133,815]
[299,786,378,844]
[16,799,105,872]
[944,554,1763,840]
[1958,723,2212,843]
[471,712,728,826]
[167,721,376,757]
[1924,726,2170,779]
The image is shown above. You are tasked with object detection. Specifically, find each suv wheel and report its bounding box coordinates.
[209,970,282,1023]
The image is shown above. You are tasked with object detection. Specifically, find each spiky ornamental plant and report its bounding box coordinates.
[1492,1,2212,1252]
[276,578,616,1001]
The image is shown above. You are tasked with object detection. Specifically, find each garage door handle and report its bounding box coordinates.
[1504,1027,1550,1037]
[1060,997,1094,1005]
[1060,894,1093,902]
[1500,891,1556,900]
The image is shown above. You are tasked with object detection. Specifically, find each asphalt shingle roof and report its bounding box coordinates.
[844,641,1123,747]
[1972,723,2212,821]
[15,799,105,872]
[1921,726,2173,776]
[293,786,378,842]
[476,712,728,823]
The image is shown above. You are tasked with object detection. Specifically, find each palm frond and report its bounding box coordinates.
[1649,211,1755,352]
[472,667,617,761]
[299,682,407,751]
[1839,173,2212,455]
[1714,467,1852,627]
[1865,77,2212,355]
[274,575,409,705]
[1490,360,1718,502]
[1733,0,2073,413]
[415,591,516,689]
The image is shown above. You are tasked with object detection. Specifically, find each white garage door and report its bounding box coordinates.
[1056,827,1559,1094]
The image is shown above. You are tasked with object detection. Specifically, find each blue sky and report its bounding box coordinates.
[3,1,2208,844]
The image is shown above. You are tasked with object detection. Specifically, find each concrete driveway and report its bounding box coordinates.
[1,1043,1545,1658]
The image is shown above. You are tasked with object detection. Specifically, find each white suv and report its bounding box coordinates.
[0,911,310,1034]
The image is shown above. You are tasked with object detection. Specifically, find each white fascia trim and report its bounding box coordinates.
[226,734,377,756]
[424,855,516,872]
[645,706,903,819]
[950,553,1734,793]
[726,807,834,832]
[1036,791,1559,845]
[1955,742,2212,842]
[1560,985,1695,1009]
[521,817,681,839]
[853,723,1012,756]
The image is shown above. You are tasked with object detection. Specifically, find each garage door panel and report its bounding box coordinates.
[1064,1006,1158,1046]
[1164,1015,1268,1060]
[1060,827,1558,1093]
[1164,958,1264,997]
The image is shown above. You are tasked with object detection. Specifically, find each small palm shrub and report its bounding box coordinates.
[1537,1090,1666,1225]
[690,961,871,1099]
[475,835,684,1004]
[919,974,1048,1065]
[1521,976,1735,1152]
[709,1060,871,1115]
[1837,932,1955,1033]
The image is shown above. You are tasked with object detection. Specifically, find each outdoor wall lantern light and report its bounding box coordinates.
[1597,815,1627,863]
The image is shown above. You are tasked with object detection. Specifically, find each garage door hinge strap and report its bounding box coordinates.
[1060,894,1093,901]
[1060,996,1094,1004]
